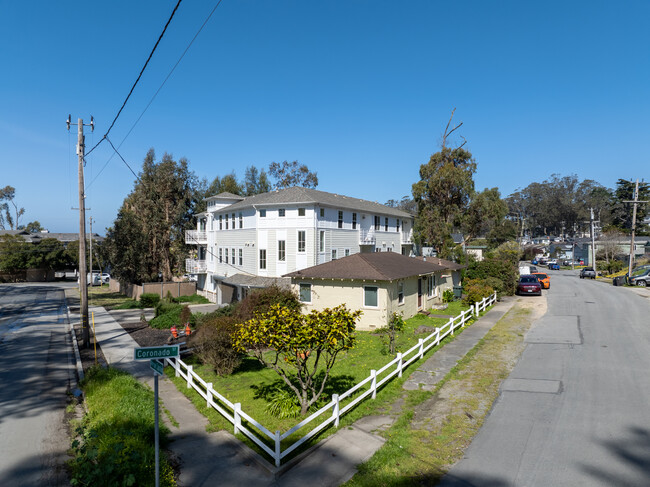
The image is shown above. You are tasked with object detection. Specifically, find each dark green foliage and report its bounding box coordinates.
[465,258,518,295]
[483,276,505,298]
[104,149,198,284]
[462,278,495,306]
[191,315,241,376]
[234,285,301,321]
[150,302,196,329]
[139,293,160,308]
[179,305,191,325]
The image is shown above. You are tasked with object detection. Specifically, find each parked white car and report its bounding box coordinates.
[101,273,110,284]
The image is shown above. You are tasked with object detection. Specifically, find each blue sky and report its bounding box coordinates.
[1,1,648,234]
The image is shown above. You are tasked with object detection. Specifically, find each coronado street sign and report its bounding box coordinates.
[134,345,179,361]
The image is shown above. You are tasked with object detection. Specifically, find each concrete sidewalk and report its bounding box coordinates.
[72,299,516,486]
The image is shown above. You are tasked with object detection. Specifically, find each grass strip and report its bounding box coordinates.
[69,366,176,487]
[345,302,534,486]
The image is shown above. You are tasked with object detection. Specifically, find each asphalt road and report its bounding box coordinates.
[440,270,650,487]
[0,283,74,486]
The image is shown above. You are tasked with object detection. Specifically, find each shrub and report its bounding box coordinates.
[483,276,505,298]
[465,258,517,295]
[150,302,196,329]
[139,293,160,308]
[179,305,192,325]
[191,315,241,375]
[442,289,455,303]
[234,285,301,321]
[462,278,495,306]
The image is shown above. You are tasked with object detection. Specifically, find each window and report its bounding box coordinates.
[278,240,286,261]
[364,286,378,307]
[298,208,305,216]
[259,249,267,269]
[385,217,388,232]
[299,283,312,303]
[260,209,266,218]
[319,231,325,252]
[231,214,235,228]
[225,216,228,230]
[374,215,380,231]
[331,249,337,260]
[218,248,222,263]
[428,276,436,297]
[398,281,404,304]
[239,213,243,228]
[239,248,243,266]
[298,231,306,253]
[320,208,325,218]
[397,219,400,232]
[352,213,357,230]
[338,210,343,228]
[344,248,350,257]
[224,248,228,263]
[231,248,235,264]
[279,208,286,217]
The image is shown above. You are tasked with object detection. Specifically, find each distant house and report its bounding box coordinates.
[284,252,463,331]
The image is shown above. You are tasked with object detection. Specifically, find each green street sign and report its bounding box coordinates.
[150,359,164,376]
[134,345,179,361]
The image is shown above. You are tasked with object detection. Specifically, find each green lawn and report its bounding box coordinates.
[167,301,480,457]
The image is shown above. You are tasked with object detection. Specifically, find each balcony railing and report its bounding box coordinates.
[186,230,207,244]
[401,230,413,244]
[359,229,376,245]
[186,259,207,274]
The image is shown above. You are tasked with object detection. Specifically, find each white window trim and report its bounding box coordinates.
[299,282,312,304]
[363,285,379,308]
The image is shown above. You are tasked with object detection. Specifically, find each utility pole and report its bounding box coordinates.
[89,216,94,286]
[624,179,649,279]
[67,115,94,348]
[590,208,596,267]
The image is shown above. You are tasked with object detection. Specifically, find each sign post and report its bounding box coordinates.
[134,346,179,487]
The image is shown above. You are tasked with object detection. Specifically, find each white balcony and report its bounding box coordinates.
[186,259,207,274]
[401,230,413,244]
[186,230,207,245]
[359,229,376,245]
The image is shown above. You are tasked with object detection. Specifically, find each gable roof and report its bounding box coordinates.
[209,186,413,219]
[284,252,451,281]
[205,192,245,201]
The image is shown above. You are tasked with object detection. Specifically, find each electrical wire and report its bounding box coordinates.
[106,137,141,182]
[85,0,184,158]
[86,0,224,189]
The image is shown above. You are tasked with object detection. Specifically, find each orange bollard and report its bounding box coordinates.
[171,325,178,339]
[185,323,192,337]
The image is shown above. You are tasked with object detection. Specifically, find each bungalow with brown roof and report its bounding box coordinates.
[284,252,463,331]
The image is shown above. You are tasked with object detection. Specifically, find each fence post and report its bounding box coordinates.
[493,291,497,304]
[332,394,340,427]
[475,302,479,317]
[418,339,424,359]
[371,370,377,399]
[174,358,180,377]
[207,382,213,408]
[274,431,282,467]
[187,365,193,389]
[450,316,455,336]
[397,353,403,378]
[436,327,441,345]
[234,403,241,435]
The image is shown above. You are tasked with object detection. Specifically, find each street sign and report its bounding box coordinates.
[134,345,179,361]
[150,359,164,376]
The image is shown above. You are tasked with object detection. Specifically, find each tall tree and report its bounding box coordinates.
[412,146,476,255]
[463,188,509,243]
[611,179,650,235]
[244,165,271,196]
[268,160,318,189]
[104,149,198,283]
[21,221,44,233]
[0,186,25,230]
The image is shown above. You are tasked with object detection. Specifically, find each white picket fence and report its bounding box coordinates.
[163,292,497,467]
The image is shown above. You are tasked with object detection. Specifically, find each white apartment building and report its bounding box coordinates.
[185,186,415,304]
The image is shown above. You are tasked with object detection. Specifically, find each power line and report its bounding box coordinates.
[85,0,184,158]
[106,137,141,182]
[86,0,225,189]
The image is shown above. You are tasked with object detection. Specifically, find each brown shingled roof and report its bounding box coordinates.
[414,256,465,271]
[284,252,449,281]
